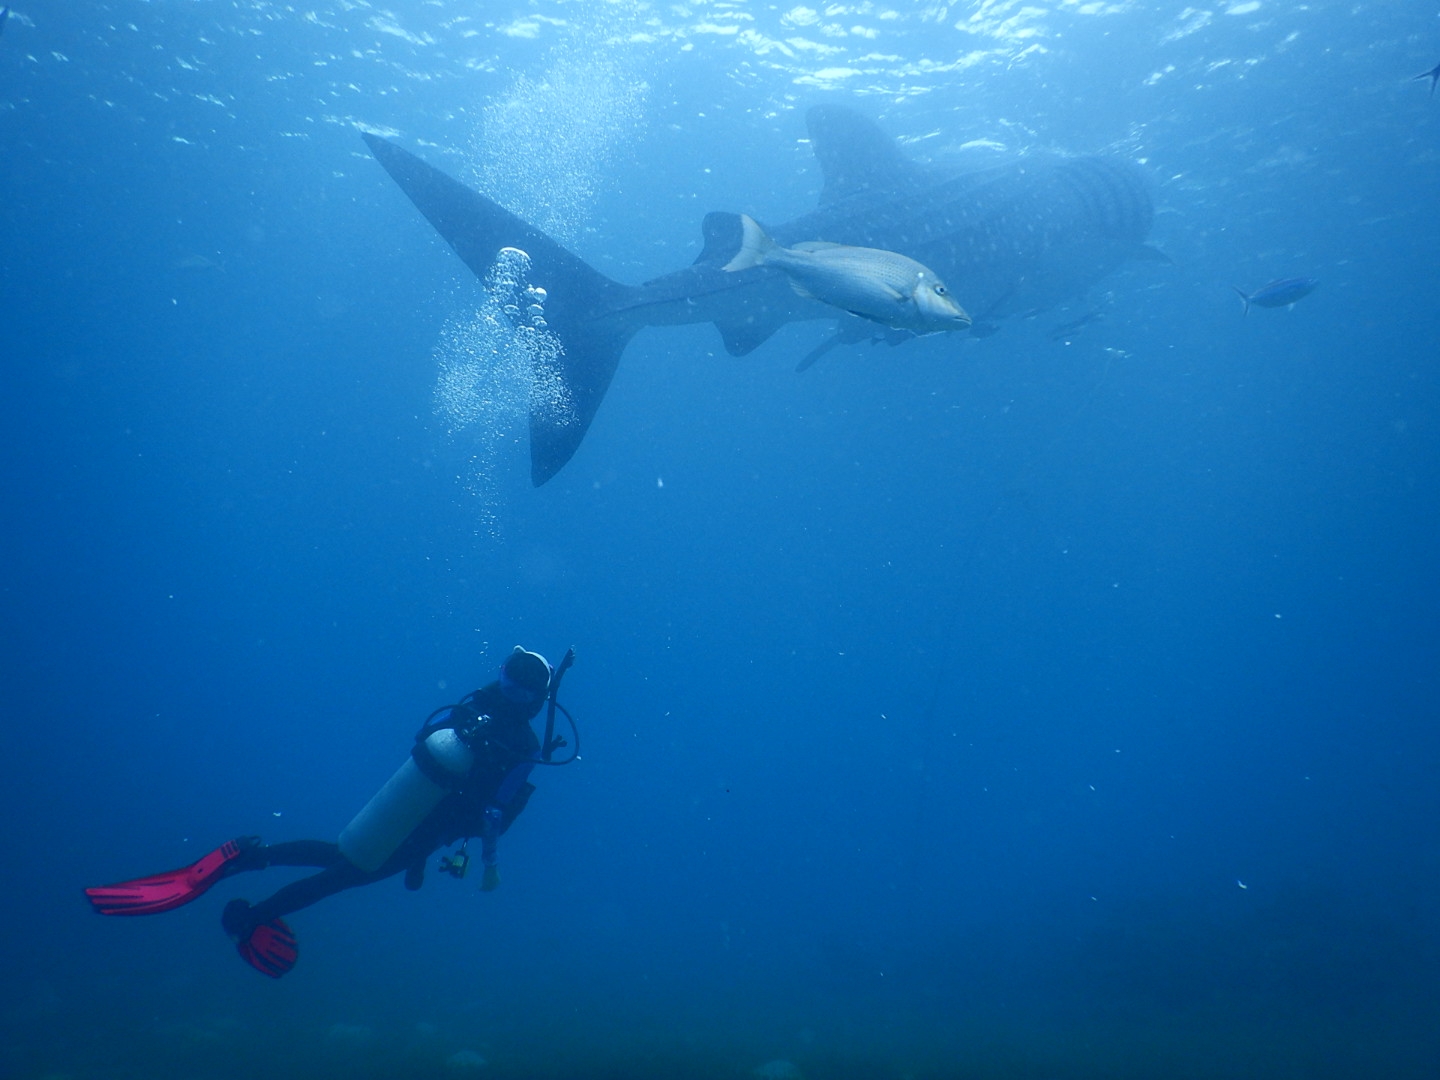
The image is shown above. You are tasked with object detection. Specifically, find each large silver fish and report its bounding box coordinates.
[722,214,971,335]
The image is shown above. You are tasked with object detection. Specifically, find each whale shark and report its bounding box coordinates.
[363,106,1154,485]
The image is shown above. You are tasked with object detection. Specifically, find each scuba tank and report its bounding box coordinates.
[338,711,476,873]
[340,648,580,878]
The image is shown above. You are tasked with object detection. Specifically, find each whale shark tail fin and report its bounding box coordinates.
[362,133,639,486]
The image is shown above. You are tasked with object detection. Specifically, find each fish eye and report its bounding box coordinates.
[934,285,947,295]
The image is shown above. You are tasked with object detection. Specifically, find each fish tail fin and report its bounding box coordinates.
[363,132,643,486]
[1231,285,1250,316]
[722,213,777,272]
[526,306,639,486]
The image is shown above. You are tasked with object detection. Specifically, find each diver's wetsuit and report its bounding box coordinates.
[231,682,541,933]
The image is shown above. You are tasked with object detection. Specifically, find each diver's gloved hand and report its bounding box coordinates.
[481,865,501,892]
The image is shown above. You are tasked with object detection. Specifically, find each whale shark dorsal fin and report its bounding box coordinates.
[696,211,744,266]
[805,105,921,205]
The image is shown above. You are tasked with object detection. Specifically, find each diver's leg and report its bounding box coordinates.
[253,839,347,869]
[223,828,440,939]
[222,841,415,935]
[223,860,366,943]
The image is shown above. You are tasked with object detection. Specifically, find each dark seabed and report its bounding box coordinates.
[2,2,1438,1079]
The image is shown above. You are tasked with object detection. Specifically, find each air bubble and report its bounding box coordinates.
[431,247,571,535]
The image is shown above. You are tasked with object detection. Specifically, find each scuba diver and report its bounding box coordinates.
[84,646,579,978]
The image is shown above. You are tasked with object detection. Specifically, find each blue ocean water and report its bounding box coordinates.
[2,2,1438,1078]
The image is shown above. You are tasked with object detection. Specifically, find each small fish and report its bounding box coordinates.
[1231,277,1318,316]
[794,320,914,373]
[724,214,971,335]
[1416,61,1440,96]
